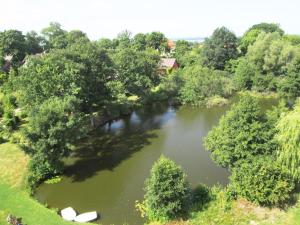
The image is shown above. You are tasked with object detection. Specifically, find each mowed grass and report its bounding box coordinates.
[0,143,91,225]
[0,183,92,225]
[0,143,29,189]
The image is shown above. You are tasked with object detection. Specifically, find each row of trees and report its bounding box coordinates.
[159,23,300,106]
[0,23,170,186]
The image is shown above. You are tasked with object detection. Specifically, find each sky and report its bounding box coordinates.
[0,0,299,40]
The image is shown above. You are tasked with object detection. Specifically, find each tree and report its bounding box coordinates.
[240,23,284,54]
[179,65,233,105]
[202,27,238,70]
[173,40,192,66]
[66,30,90,46]
[25,31,44,55]
[283,34,300,46]
[23,96,82,186]
[234,57,259,90]
[146,32,169,52]
[228,157,294,206]
[115,30,132,48]
[275,101,300,180]
[41,22,67,50]
[144,156,191,222]
[205,95,276,168]
[0,30,27,68]
[133,33,147,51]
[17,41,113,112]
[112,47,160,96]
[246,32,281,71]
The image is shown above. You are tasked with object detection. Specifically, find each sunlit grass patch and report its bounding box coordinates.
[0,143,29,189]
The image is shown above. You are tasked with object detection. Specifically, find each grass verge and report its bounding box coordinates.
[0,143,91,225]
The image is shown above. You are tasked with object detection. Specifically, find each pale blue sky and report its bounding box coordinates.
[0,0,299,39]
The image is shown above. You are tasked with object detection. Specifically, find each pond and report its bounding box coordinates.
[35,98,277,225]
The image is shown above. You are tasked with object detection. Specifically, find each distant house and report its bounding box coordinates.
[160,58,179,70]
[159,58,179,75]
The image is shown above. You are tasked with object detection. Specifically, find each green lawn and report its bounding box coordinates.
[0,143,92,225]
[0,183,91,225]
[0,143,29,189]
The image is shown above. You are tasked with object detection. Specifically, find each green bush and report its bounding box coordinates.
[205,95,277,168]
[228,158,295,206]
[179,65,233,106]
[144,156,191,222]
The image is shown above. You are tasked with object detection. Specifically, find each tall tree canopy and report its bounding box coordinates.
[24,96,82,186]
[202,27,238,70]
[0,30,27,68]
[41,22,68,50]
[112,47,160,96]
[239,23,284,54]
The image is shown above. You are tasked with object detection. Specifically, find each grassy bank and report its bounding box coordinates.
[148,189,300,225]
[0,183,90,225]
[0,143,91,225]
[0,143,29,189]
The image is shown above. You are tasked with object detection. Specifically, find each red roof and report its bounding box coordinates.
[160,58,177,68]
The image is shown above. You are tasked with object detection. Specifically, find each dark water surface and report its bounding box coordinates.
[35,98,277,225]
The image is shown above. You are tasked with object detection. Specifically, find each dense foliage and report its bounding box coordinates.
[1,21,300,222]
[239,23,284,54]
[23,96,82,186]
[205,95,276,168]
[228,158,294,205]
[143,156,191,222]
[202,27,238,70]
[179,65,233,106]
[276,101,300,181]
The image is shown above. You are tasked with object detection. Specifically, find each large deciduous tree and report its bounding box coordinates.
[24,96,82,186]
[202,27,238,70]
[239,23,284,54]
[112,47,160,96]
[0,30,27,68]
[41,22,68,50]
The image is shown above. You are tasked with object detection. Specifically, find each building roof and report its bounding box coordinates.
[160,58,177,68]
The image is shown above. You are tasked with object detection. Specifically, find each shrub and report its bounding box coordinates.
[206,95,229,108]
[179,65,233,106]
[144,156,191,222]
[205,95,277,168]
[228,158,294,206]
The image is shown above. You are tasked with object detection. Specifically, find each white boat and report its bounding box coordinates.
[61,207,77,221]
[74,211,97,222]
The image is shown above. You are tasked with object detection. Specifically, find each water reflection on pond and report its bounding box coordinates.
[35,99,276,225]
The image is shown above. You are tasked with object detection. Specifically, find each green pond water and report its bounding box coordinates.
[35,98,277,225]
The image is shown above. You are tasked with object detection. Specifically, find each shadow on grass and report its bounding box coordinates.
[190,184,213,213]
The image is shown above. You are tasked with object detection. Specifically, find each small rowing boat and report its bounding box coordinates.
[74,211,97,222]
[61,207,76,221]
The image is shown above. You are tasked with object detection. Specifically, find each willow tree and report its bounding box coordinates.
[276,101,300,180]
